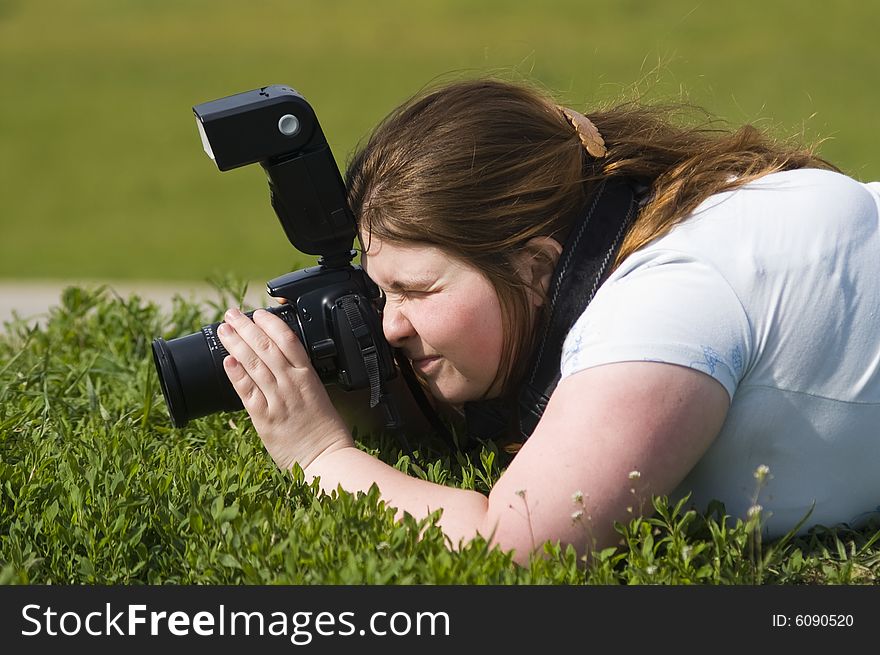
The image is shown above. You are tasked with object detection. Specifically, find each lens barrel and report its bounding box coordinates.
[152,305,300,428]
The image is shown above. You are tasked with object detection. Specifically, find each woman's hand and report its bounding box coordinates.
[216,306,354,471]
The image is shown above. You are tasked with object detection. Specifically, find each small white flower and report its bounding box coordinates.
[646,565,658,575]
[754,465,770,480]
[571,490,584,504]
[747,504,763,519]
[571,510,584,522]
[628,470,641,481]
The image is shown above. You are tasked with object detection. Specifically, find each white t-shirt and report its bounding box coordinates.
[560,168,880,537]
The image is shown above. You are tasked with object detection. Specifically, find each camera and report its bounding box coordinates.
[151,85,398,428]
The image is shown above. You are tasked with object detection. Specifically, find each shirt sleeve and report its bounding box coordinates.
[560,251,753,400]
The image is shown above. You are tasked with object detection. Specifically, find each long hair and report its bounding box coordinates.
[346,77,836,400]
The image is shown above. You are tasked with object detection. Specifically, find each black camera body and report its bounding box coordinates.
[152,85,397,428]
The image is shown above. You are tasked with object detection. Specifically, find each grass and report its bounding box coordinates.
[1,0,879,281]
[1,284,878,585]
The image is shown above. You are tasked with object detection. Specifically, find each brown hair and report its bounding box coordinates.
[346,77,836,400]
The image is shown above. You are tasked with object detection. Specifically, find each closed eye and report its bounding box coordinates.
[382,286,434,304]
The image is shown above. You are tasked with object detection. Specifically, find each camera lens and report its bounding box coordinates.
[151,305,301,428]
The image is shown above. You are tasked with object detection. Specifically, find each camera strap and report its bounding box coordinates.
[395,354,460,450]
[339,296,383,408]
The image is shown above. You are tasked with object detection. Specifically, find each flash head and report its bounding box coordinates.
[193,85,317,171]
[193,85,355,261]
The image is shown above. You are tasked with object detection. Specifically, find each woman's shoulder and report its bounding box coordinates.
[692,168,877,221]
[622,168,879,276]
[571,166,880,402]
[709,167,872,196]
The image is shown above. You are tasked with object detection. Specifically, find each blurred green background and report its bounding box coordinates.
[1,0,877,283]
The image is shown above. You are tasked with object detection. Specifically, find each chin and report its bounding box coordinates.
[426,378,489,407]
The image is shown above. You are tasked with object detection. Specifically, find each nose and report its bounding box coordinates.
[382,302,416,347]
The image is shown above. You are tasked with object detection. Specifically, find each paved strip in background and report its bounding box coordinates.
[0,280,271,327]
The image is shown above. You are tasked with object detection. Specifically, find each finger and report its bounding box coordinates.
[217,317,278,390]
[223,355,268,414]
[252,309,311,369]
[222,307,295,376]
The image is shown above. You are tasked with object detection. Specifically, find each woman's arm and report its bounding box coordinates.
[305,361,729,561]
[217,307,729,564]
[484,361,729,557]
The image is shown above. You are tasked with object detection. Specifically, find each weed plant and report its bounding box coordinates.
[1,284,878,584]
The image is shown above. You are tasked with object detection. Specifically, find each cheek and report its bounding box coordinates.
[439,293,505,369]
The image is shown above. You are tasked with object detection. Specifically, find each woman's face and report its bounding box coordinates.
[361,236,505,406]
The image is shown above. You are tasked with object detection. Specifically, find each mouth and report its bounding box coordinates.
[410,355,442,374]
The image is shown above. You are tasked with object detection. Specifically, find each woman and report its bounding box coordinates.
[216,78,880,564]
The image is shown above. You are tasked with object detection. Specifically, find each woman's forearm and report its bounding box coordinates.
[302,445,493,549]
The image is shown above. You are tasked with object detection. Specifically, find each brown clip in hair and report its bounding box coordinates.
[558,105,607,158]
